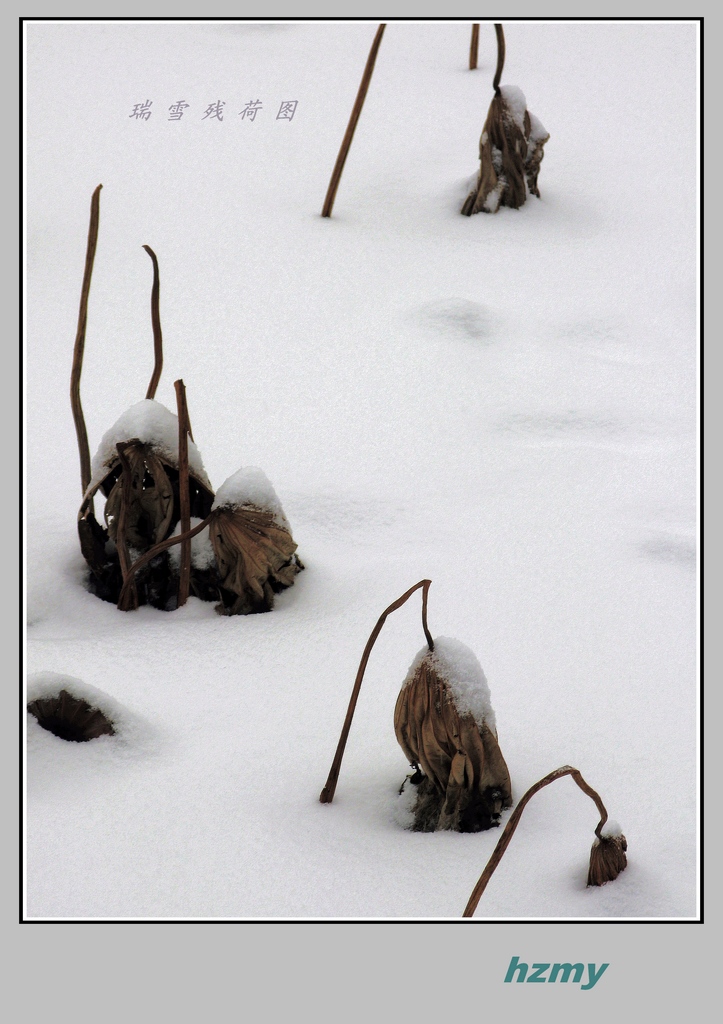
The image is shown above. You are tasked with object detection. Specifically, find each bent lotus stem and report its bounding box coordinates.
[469,24,480,70]
[462,765,613,918]
[143,245,163,401]
[116,512,215,609]
[174,379,192,607]
[319,578,433,805]
[321,23,386,218]
[70,183,102,507]
[492,23,505,94]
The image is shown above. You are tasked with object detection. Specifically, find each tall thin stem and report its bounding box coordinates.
[70,184,102,505]
[321,23,386,218]
[319,579,433,805]
[143,245,163,400]
[469,24,480,70]
[174,379,192,607]
[115,442,139,611]
[462,766,609,917]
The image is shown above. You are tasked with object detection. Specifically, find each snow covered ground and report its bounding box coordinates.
[24,19,698,919]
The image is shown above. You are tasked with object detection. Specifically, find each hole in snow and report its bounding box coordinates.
[27,689,115,743]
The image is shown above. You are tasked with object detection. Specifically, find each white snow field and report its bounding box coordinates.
[24,20,698,920]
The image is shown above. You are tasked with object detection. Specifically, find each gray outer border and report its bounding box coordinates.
[14,1,712,1020]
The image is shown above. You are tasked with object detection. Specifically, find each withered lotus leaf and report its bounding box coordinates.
[462,85,549,216]
[210,504,303,615]
[395,643,512,832]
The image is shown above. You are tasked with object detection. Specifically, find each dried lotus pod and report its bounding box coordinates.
[588,829,628,887]
[462,25,549,215]
[395,638,512,832]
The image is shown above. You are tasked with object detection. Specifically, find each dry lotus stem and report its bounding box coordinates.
[70,184,102,506]
[461,24,549,215]
[143,245,164,401]
[462,765,627,917]
[469,24,479,70]
[319,579,433,805]
[174,379,192,607]
[114,442,139,611]
[492,23,505,93]
[321,23,386,218]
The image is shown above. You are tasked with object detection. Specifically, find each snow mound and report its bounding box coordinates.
[87,399,212,494]
[168,517,215,570]
[212,467,291,530]
[500,84,528,131]
[527,110,549,144]
[600,819,624,839]
[402,636,497,731]
[393,777,418,829]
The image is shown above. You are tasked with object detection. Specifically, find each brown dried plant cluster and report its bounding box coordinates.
[321,23,549,220]
[316,581,627,914]
[462,25,550,215]
[71,187,302,616]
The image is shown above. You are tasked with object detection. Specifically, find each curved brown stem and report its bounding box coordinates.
[319,579,433,804]
[493,23,505,94]
[143,245,163,400]
[321,23,386,218]
[116,513,215,610]
[77,477,103,523]
[174,379,192,607]
[462,766,609,917]
[70,184,102,506]
[469,24,480,70]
